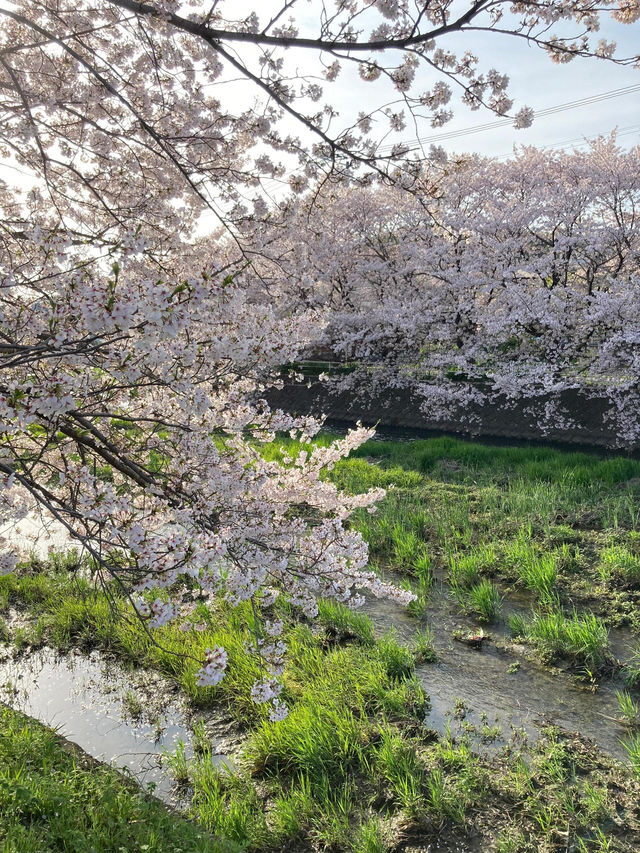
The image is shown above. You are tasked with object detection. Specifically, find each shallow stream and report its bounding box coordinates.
[1,531,637,801]
[0,645,231,805]
[364,584,634,761]
[0,583,635,811]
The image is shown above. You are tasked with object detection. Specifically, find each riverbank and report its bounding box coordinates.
[0,703,221,852]
[266,377,637,452]
[2,433,640,851]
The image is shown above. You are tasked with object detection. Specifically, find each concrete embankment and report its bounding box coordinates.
[265,379,637,453]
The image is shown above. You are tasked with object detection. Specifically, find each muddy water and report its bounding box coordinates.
[0,647,229,804]
[364,585,634,761]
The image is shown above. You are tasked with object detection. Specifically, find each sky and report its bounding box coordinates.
[1,2,638,199]
[219,1,639,162]
[368,20,640,159]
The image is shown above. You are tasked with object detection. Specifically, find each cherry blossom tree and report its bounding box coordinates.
[248,137,640,443]
[0,1,638,712]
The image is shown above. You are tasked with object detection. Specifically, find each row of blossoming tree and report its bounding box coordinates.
[0,0,638,714]
[245,137,640,444]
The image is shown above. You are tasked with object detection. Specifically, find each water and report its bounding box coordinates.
[363,585,634,761]
[0,587,634,817]
[0,646,230,804]
[0,513,73,559]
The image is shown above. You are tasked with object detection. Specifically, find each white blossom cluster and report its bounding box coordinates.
[244,136,640,446]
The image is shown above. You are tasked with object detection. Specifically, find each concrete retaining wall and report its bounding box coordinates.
[265,380,635,452]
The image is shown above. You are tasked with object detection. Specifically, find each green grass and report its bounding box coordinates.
[622,732,640,779]
[413,626,437,663]
[452,578,503,623]
[466,579,503,623]
[598,545,640,585]
[502,530,559,604]
[617,691,640,728]
[404,557,434,618]
[317,599,376,646]
[298,431,640,674]
[449,554,480,588]
[4,432,640,851]
[319,434,640,643]
[4,559,640,851]
[622,647,640,689]
[413,437,640,487]
[522,610,611,673]
[0,705,223,853]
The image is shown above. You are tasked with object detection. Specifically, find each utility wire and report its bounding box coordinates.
[258,121,639,193]
[256,84,640,193]
[376,83,640,153]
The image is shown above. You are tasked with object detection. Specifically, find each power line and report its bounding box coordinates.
[258,121,639,195]
[0,160,37,180]
[496,123,640,160]
[376,83,640,154]
[256,84,640,193]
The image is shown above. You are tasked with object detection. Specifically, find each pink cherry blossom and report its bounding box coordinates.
[0,1,636,709]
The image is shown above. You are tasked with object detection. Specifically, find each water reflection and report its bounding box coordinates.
[0,647,226,804]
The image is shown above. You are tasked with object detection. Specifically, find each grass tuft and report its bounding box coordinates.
[466,579,503,623]
[317,599,375,646]
[524,610,611,672]
[598,545,640,586]
[622,732,640,779]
